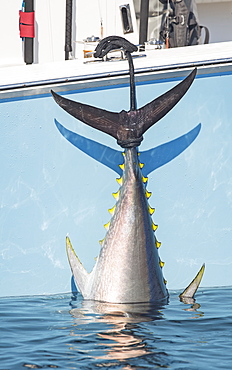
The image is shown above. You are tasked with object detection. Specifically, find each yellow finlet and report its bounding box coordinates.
[108,205,116,215]
[159,260,165,268]
[99,239,105,246]
[148,206,155,215]
[142,176,148,183]
[145,190,152,199]
[119,163,125,170]
[116,177,123,185]
[152,222,158,231]
[104,221,110,230]
[164,279,167,285]
[156,240,161,249]
[112,190,120,200]
[139,162,144,169]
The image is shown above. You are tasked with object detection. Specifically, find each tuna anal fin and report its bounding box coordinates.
[179,263,205,302]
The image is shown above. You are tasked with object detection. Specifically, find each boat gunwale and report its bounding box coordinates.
[1,56,232,102]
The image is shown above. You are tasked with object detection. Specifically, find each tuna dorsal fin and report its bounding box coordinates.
[179,264,205,301]
[66,236,90,297]
[51,69,197,148]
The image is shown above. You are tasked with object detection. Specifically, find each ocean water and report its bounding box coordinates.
[0,287,231,370]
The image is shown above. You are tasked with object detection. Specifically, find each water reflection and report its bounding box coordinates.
[67,295,204,367]
[69,299,167,362]
[180,296,204,319]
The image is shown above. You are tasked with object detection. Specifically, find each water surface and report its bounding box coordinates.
[1,287,231,369]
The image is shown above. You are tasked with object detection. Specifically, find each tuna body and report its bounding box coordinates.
[67,147,168,303]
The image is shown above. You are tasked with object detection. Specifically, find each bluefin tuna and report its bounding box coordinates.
[51,67,204,304]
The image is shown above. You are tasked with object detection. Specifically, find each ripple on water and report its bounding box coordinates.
[0,287,232,369]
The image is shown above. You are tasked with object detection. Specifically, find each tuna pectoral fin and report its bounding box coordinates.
[66,236,90,297]
[179,264,205,301]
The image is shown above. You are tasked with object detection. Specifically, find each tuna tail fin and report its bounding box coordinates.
[135,68,197,136]
[51,69,197,148]
[51,91,121,141]
[66,236,91,297]
[179,264,205,303]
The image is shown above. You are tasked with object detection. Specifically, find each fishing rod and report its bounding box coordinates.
[65,0,73,60]
[19,0,35,64]
[165,0,170,48]
[139,0,149,46]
